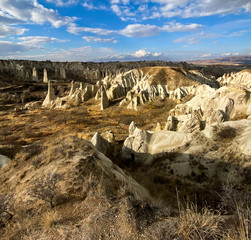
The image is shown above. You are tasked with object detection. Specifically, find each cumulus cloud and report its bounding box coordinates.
[82,1,107,10]
[68,21,202,38]
[67,23,116,35]
[120,24,160,37]
[83,36,118,43]
[0,0,76,28]
[133,49,151,57]
[18,36,66,47]
[0,25,27,38]
[108,0,251,20]
[46,0,77,7]
[162,22,203,32]
[98,48,163,61]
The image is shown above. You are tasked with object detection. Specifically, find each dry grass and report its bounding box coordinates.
[141,67,200,89]
[41,210,59,229]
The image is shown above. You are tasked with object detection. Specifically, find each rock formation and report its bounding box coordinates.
[32,67,38,81]
[101,86,109,110]
[91,132,111,156]
[43,68,48,83]
[217,69,251,90]
[42,81,56,107]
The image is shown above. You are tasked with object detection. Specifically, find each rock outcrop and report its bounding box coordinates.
[217,69,251,90]
[123,122,193,164]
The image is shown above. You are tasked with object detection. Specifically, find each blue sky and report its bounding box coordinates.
[0,0,251,61]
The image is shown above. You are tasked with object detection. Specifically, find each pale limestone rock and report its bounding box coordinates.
[69,81,76,97]
[126,91,134,101]
[60,67,66,79]
[165,116,177,131]
[0,155,11,169]
[123,125,192,164]
[95,89,101,100]
[155,122,162,131]
[101,131,115,143]
[24,101,41,110]
[206,109,226,125]
[32,67,38,81]
[91,132,111,156]
[129,121,137,136]
[42,81,56,107]
[43,68,48,83]
[101,86,109,110]
[82,85,92,102]
[178,117,201,133]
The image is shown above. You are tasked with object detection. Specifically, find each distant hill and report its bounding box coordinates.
[189,55,251,65]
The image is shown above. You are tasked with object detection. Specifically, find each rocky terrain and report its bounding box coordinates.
[0,60,251,240]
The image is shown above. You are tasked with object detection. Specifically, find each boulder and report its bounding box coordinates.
[0,155,11,169]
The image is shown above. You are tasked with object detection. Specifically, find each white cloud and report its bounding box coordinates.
[108,0,251,20]
[0,25,27,38]
[111,4,122,16]
[99,49,163,61]
[133,49,151,58]
[82,2,107,10]
[174,37,200,45]
[120,24,160,37]
[221,53,231,56]
[153,52,162,57]
[0,0,76,28]
[227,30,249,37]
[162,22,203,32]
[221,52,240,57]
[46,0,77,7]
[18,36,66,47]
[119,22,202,37]
[83,36,118,43]
[201,53,212,58]
[67,23,116,35]
[19,46,116,61]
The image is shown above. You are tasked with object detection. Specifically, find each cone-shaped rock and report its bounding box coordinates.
[101,86,109,110]
[42,81,56,107]
[43,68,48,83]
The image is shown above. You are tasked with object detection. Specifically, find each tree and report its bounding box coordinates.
[31,172,61,209]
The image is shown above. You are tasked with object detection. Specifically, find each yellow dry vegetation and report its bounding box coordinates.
[141,66,200,89]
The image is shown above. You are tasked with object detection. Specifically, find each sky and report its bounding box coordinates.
[0,0,251,62]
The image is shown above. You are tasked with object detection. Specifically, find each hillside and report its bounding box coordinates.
[0,64,251,239]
